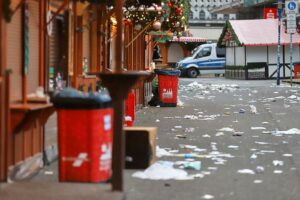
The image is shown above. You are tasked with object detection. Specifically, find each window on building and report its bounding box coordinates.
[199,10,205,20]
[224,14,229,20]
[212,13,217,20]
[189,9,194,19]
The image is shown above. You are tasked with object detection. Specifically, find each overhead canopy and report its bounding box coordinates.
[171,36,207,43]
[218,19,300,47]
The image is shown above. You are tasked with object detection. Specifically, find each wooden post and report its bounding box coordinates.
[110,0,125,191]
[22,0,28,104]
[39,0,45,87]
[0,0,7,182]
[44,0,50,92]
[97,5,104,72]
[114,0,123,72]
[76,16,83,75]
[90,5,97,72]
[73,0,78,87]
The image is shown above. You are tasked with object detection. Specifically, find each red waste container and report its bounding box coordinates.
[294,62,300,79]
[125,91,135,127]
[53,88,113,183]
[156,69,181,107]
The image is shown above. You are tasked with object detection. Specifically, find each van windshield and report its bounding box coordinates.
[194,47,211,59]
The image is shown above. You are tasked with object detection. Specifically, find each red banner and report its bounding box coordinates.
[264,8,277,19]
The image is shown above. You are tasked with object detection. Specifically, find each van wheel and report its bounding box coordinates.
[187,68,198,78]
[215,74,220,77]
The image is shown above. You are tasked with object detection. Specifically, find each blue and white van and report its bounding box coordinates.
[176,43,226,78]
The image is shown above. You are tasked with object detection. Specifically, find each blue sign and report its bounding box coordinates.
[286,0,298,14]
[288,1,297,10]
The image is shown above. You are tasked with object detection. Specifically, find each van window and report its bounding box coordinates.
[195,47,211,58]
[216,47,226,58]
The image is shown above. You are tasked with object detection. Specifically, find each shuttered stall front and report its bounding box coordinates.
[83,11,90,70]
[28,0,39,93]
[48,13,59,91]
[7,5,22,101]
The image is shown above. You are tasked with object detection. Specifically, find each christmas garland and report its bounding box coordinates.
[161,0,190,37]
[217,20,241,47]
[78,0,114,6]
[125,0,162,7]
[78,0,162,6]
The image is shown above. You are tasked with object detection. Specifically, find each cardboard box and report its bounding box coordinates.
[124,127,157,169]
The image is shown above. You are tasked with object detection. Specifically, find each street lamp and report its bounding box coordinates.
[276,0,283,85]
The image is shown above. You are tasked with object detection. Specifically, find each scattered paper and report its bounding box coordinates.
[250,105,257,114]
[255,141,269,145]
[273,160,284,166]
[132,161,194,180]
[228,145,239,149]
[215,132,224,137]
[254,180,263,184]
[283,154,293,157]
[250,154,257,159]
[219,127,235,132]
[44,171,54,175]
[237,169,255,175]
[156,146,172,158]
[251,127,266,130]
[201,194,215,199]
[272,128,300,135]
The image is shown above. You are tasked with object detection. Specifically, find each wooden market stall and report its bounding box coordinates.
[218,19,300,80]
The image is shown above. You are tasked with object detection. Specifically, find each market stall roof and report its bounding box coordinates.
[218,19,300,47]
[171,36,207,43]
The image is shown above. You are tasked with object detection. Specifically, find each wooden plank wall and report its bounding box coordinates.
[6,0,44,169]
[124,24,147,107]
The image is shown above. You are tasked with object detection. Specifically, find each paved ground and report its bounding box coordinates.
[124,77,300,200]
[1,77,300,200]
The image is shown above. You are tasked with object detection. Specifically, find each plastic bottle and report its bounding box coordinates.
[55,72,62,90]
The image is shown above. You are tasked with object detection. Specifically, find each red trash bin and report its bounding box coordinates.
[294,62,300,79]
[53,89,113,183]
[156,69,181,107]
[125,91,135,127]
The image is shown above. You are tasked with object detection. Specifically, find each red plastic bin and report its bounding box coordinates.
[156,70,180,107]
[125,91,135,126]
[294,63,300,79]
[57,108,113,182]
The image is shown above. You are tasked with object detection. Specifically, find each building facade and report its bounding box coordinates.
[189,0,237,41]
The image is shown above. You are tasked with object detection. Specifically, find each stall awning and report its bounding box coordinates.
[171,36,207,43]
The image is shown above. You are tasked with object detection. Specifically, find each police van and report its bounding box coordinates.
[176,43,226,78]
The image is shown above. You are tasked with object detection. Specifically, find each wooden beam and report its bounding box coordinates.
[0,0,7,182]
[97,5,105,72]
[72,0,78,87]
[125,20,153,49]
[90,5,97,72]
[21,1,28,104]
[39,0,45,87]
[76,16,83,75]
[111,0,124,191]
